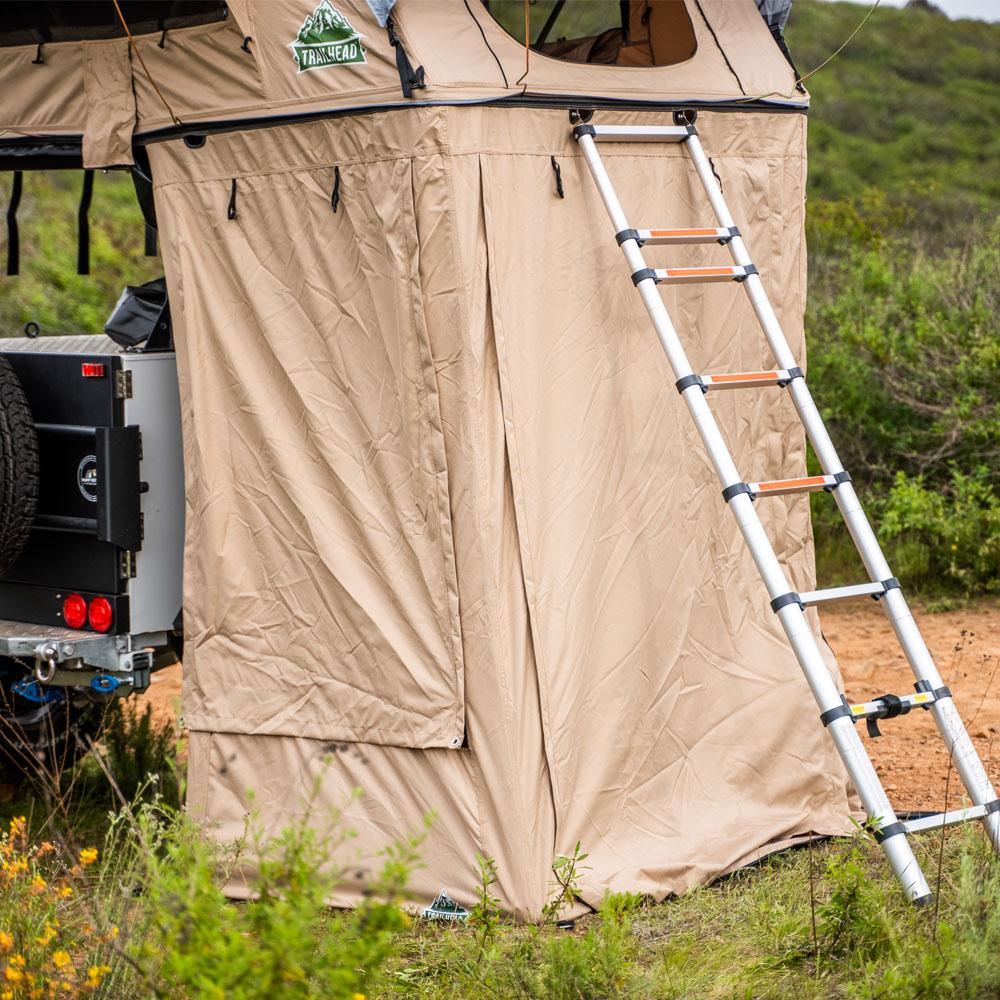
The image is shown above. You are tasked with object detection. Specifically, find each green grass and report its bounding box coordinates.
[5,752,1000,1000]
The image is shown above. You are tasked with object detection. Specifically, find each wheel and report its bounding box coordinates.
[0,354,38,576]
[0,658,101,784]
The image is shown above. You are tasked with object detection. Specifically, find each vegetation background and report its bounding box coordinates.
[0,3,998,998]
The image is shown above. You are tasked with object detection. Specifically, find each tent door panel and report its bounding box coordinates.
[152,148,465,749]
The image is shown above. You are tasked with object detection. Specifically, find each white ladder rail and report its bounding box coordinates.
[573,118,1000,901]
[682,129,1000,858]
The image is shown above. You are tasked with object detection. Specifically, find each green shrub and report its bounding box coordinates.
[95,699,183,809]
[807,219,1000,595]
[129,791,420,1000]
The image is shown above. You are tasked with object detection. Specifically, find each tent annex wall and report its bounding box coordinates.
[0,2,854,918]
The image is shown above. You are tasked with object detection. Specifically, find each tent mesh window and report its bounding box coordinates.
[482,0,698,67]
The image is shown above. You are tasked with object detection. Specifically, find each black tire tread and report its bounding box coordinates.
[0,354,39,577]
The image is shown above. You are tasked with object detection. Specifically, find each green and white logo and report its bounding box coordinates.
[289,0,366,72]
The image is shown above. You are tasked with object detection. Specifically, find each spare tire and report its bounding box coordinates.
[0,354,38,576]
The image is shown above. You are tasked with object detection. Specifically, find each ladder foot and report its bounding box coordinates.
[912,892,935,908]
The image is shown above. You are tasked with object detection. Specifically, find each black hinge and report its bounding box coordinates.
[115,369,133,399]
[119,550,137,579]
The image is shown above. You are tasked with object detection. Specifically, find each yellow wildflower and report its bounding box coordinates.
[78,848,98,868]
[85,964,111,988]
[1,989,11,1000]
[0,933,11,953]
[7,956,24,969]
[51,951,71,970]
[36,924,57,947]
[30,875,47,894]
[353,994,366,1000]
[3,967,23,984]
[56,886,72,899]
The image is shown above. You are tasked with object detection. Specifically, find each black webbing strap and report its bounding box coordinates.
[675,374,705,394]
[879,694,905,719]
[820,695,854,728]
[6,171,22,276]
[77,169,94,275]
[386,17,425,98]
[331,166,341,213]
[873,821,906,844]
[770,591,803,613]
[145,225,158,257]
[722,482,753,503]
[227,179,237,220]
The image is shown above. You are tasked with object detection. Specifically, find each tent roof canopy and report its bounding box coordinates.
[0,0,805,171]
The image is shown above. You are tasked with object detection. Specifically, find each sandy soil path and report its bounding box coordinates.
[822,601,1000,812]
[136,602,1000,813]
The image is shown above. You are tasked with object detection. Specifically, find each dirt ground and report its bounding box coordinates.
[137,602,1000,813]
[821,601,1000,813]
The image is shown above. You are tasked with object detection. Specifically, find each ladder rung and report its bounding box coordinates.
[623,227,738,246]
[903,803,999,835]
[847,690,938,721]
[635,265,757,285]
[702,370,798,390]
[798,582,888,606]
[584,124,694,143]
[749,475,838,498]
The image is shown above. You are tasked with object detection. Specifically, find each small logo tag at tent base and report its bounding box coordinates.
[289,0,367,72]
[420,890,470,922]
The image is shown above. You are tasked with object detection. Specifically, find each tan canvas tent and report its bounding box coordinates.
[0,0,858,918]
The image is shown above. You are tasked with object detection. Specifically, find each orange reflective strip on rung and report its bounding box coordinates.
[648,228,719,237]
[664,267,736,277]
[756,476,828,492]
[711,371,780,384]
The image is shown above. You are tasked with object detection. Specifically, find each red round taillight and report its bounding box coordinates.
[88,597,113,634]
[62,593,87,629]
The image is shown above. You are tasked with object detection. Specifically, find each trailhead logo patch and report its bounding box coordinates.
[290,0,366,72]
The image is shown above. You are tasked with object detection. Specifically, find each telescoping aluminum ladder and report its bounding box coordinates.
[572,118,1000,903]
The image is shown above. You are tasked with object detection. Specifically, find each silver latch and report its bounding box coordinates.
[115,369,133,399]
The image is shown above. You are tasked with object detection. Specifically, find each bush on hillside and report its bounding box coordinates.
[807,217,1000,593]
